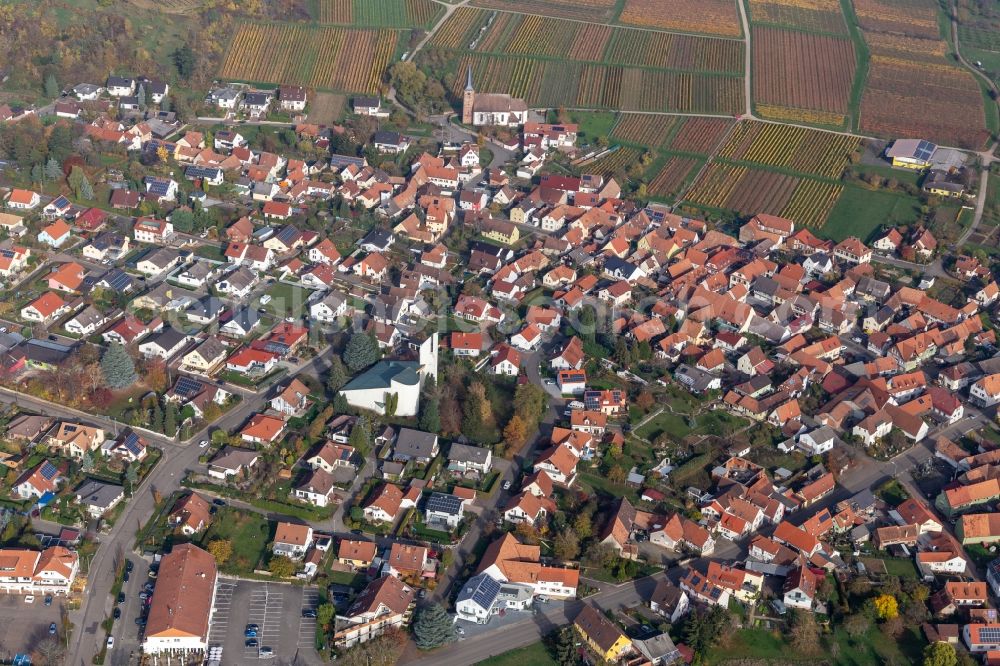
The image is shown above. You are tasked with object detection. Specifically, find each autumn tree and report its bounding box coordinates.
[573,512,593,540]
[789,610,819,653]
[636,390,655,411]
[553,530,580,561]
[873,593,898,620]
[268,555,296,578]
[608,465,626,485]
[207,539,232,564]
[503,414,528,449]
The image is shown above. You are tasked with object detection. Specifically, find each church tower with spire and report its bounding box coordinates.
[462,65,475,125]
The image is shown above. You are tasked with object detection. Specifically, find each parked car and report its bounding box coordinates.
[212,499,225,507]
[44,595,52,606]
[301,610,316,619]
[125,560,134,572]
[49,623,57,635]
[24,595,34,604]
[135,617,147,626]
[502,480,512,491]
[245,638,258,648]
[259,647,274,658]
[199,440,209,448]
[113,608,121,620]
[139,592,149,600]
[107,637,114,649]
[245,629,257,638]
[117,593,125,604]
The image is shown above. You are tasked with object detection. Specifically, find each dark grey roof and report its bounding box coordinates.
[448,442,490,465]
[358,228,393,250]
[227,307,261,331]
[394,428,437,459]
[187,296,225,319]
[75,479,124,509]
[107,75,133,88]
[373,131,404,145]
[145,326,188,351]
[244,92,271,106]
[353,96,379,108]
[341,359,420,392]
[98,268,132,291]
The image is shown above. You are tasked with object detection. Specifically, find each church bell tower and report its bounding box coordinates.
[462,65,475,125]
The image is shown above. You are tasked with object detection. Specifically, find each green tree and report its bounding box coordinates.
[44,158,62,182]
[164,402,178,436]
[343,331,379,372]
[160,95,171,112]
[170,209,194,233]
[101,343,138,389]
[413,603,456,650]
[136,84,146,108]
[124,464,138,490]
[685,606,730,657]
[547,627,577,666]
[348,416,371,456]
[81,451,95,472]
[923,642,957,666]
[326,356,349,393]
[316,603,336,630]
[419,394,440,433]
[79,174,94,200]
[44,73,59,98]
[48,124,74,162]
[268,555,296,578]
[172,44,196,78]
[30,163,42,184]
[151,402,164,433]
[67,166,86,198]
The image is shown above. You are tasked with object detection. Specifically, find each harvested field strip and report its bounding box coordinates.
[852,0,938,38]
[619,0,742,36]
[749,0,847,33]
[666,117,735,154]
[648,156,701,198]
[316,0,351,22]
[603,30,743,73]
[471,0,617,21]
[313,0,441,26]
[611,114,678,147]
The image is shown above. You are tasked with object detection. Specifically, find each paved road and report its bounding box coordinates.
[959,168,991,246]
[60,350,335,666]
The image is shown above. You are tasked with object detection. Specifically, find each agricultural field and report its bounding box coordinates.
[717,121,860,178]
[748,0,847,33]
[684,161,843,227]
[449,54,743,113]
[666,117,735,154]
[752,27,856,126]
[311,0,442,27]
[619,0,743,36]
[611,114,679,148]
[430,8,743,73]
[852,0,939,38]
[858,55,989,148]
[470,0,618,21]
[646,156,703,200]
[584,147,645,177]
[220,23,398,94]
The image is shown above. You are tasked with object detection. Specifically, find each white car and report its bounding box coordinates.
[199,440,209,448]
[107,636,114,649]
[24,595,34,604]
[502,481,512,491]
[259,294,272,305]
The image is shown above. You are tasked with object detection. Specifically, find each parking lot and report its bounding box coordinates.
[107,556,152,666]
[0,592,65,659]
[208,579,318,663]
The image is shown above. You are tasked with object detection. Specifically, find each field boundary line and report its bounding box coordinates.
[672,119,741,207]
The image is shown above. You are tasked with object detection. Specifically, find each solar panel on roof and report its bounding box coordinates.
[915,140,936,161]
[175,376,205,397]
[0,249,13,258]
[471,575,501,607]
[39,461,58,480]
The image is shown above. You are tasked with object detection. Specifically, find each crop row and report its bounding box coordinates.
[313,0,440,27]
[471,0,617,21]
[647,157,701,199]
[619,0,742,36]
[684,161,843,227]
[718,120,859,178]
[220,23,396,94]
[450,55,743,113]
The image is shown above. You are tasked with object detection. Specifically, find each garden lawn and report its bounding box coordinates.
[706,625,924,665]
[634,412,691,441]
[824,186,923,242]
[474,642,557,666]
[881,557,918,580]
[198,508,272,575]
[260,282,313,318]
